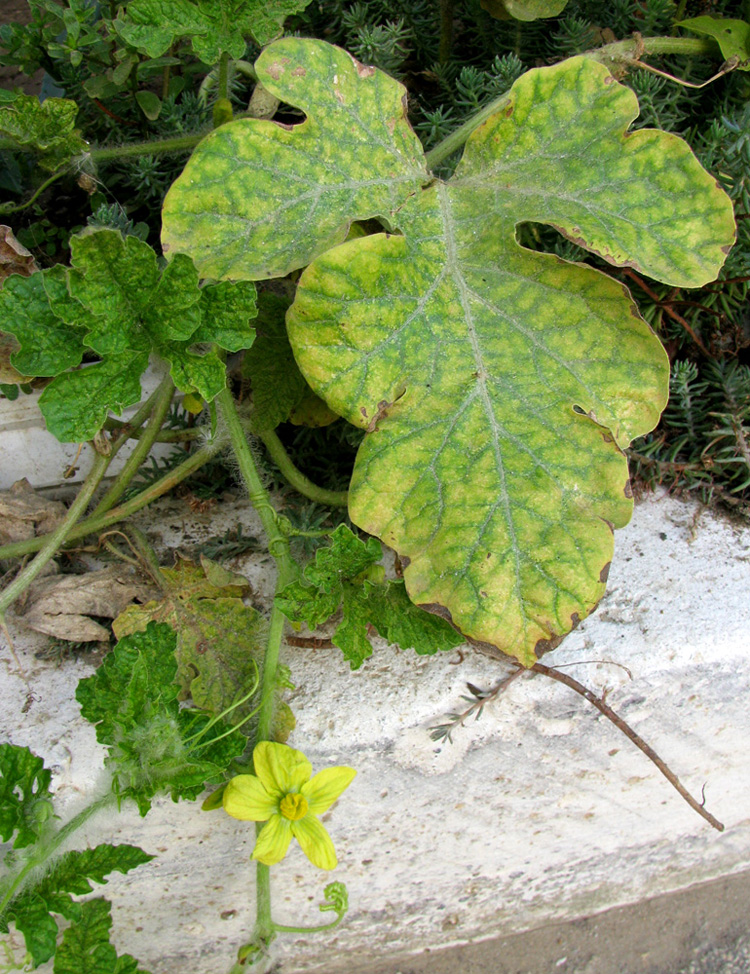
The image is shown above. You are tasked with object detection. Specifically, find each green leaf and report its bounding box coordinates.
[0,92,86,170]
[242,292,308,431]
[0,744,53,849]
[677,17,750,69]
[39,352,149,442]
[7,845,152,967]
[53,898,150,974]
[161,37,428,280]
[112,557,265,723]
[0,267,86,377]
[193,280,257,351]
[480,0,569,21]
[75,622,245,813]
[135,90,161,120]
[276,526,464,668]
[115,0,316,64]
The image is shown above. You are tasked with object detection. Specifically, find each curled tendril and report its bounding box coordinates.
[320,881,348,918]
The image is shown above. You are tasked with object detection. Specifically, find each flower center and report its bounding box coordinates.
[279,793,308,821]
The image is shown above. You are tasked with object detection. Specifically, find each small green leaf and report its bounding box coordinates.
[193,280,257,352]
[115,0,316,64]
[677,16,750,69]
[0,744,53,849]
[161,37,428,280]
[242,291,307,431]
[53,899,151,974]
[76,622,245,813]
[0,92,86,170]
[276,526,463,668]
[135,89,161,120]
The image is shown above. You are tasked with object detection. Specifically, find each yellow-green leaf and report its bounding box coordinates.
[161,37,428,280]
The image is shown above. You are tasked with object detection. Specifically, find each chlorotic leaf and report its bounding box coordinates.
[480,0,569,21]
[115,0,316,64]
[0,744,54,849]
[52,898,151,974]
[276,525,464,668]
[161,37,428,280]
[0,91,86,170]
[112,557,265,722]
[677,17,750,69]
[283,52,734,665]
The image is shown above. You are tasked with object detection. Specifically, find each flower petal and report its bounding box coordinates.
[252,814,293,865]
[223,775,277,821]
[291,814,338,870]
[253,741,312,797]
[301,766,357,815]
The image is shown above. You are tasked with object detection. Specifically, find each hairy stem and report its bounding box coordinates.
[0,440,222,563]
[0,449,111,617]
[257,429,349,508]
[0,168,68,215]
[0,793,117,915]
[90,377,175,518]
[531,662,725,832]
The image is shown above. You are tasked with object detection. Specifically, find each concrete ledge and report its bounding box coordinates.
[1,490,748,972]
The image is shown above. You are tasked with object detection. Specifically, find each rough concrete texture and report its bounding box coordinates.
[0,488,748,973]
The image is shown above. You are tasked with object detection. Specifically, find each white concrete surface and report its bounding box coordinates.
[0,490,748,973]
[0,368,179,489]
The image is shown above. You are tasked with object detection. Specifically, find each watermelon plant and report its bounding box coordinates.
[0,1,742,969]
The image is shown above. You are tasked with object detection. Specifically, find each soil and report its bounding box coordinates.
[0,0,44,96]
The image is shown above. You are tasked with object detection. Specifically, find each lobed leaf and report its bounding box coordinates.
[276,526,464,668]
[6,845,152,967]
[115,0,316,64]
[161,37,428,280]
[0,744,53,850]
[0,91,86,170]
[52,898,151,974]
[162,41,734,665]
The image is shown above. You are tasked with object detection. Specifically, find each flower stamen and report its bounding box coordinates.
[280,793,308,821]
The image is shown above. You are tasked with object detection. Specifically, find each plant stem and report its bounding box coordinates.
[0,793,116,915]
[0,449,111,617]
[0,168,68,215]
[88,133,208,162]
[424,35,720,171]
[438,0,454,64]
[91,377,175,518]
[0,440,221,563]
[257,429,349,508]
[103,418,202,442]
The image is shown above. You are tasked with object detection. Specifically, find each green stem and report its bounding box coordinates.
[0,450,111,617]
[0,440,221,563]
[0,168,68,215]
[424,35,720,171]
[87,132,208,162]
[272,914,344,935]
[91,377,175,518]
[257,429,349,508]
[103,418,202,442]
[0,793,116,914]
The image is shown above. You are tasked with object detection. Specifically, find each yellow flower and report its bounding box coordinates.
[223,741,356,870]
